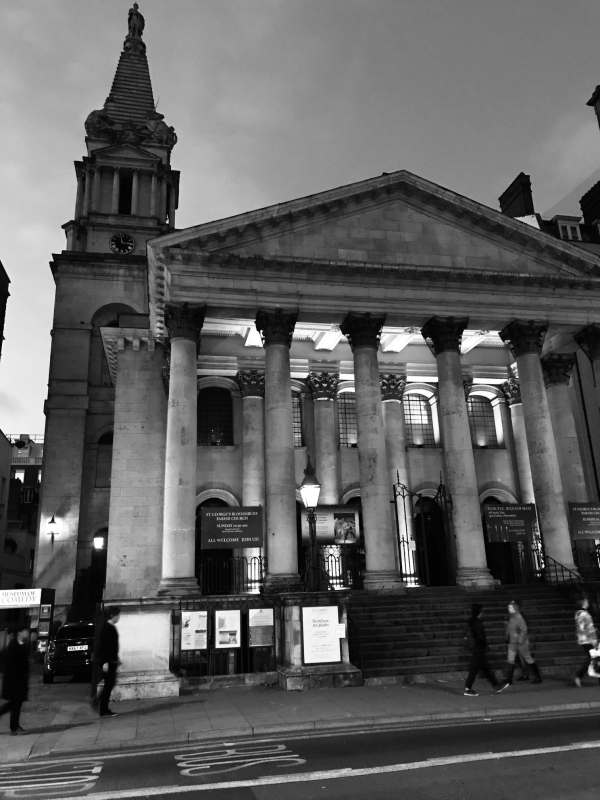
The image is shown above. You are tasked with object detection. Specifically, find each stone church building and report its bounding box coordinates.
[33,7,600,694]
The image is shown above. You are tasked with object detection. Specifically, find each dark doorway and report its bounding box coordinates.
[482,497,537,584]
[196,498,232,595]
[413,496,449,586]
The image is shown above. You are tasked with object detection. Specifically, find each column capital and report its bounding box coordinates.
[164,303,206,344]
[541,353,576,387]
[255,308,297,347]
[237,369,265,398]
[502,375,521,405]
[307,371,339,400]
[575,323,600,361]
[421,316,468,355]
[499,319,547,357]
[379,373,407,401]
[340,312,386,350]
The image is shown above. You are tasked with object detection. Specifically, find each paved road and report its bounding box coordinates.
[1,712,600,799]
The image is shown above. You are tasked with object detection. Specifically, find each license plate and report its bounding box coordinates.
[67,645,88,652]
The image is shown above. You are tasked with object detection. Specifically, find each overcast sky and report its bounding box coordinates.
[2,0,600,436]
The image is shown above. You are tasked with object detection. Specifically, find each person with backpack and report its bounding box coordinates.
[464,604,501,696]
[496,599,542,692]
[574,596,598,687]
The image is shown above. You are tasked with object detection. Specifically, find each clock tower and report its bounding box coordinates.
[35,4,179,613]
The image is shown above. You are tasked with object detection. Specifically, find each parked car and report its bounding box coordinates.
[43,621,95,683]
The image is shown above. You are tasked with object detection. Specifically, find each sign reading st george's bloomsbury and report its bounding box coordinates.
[200,506,263,549]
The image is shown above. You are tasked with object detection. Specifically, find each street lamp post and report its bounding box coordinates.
[299,459,321,592]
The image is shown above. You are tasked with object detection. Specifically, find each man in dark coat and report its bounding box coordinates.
[464,604,500,696]
[95,606,120,717]
[0,624,30,734]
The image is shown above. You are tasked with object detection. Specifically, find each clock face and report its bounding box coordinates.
[110,233,136,254]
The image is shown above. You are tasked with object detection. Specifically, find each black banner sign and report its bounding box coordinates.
[569,503,600,539]
[200,506,263,549]
[484,504,537,543]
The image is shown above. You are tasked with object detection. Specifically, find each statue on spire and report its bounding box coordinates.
[128,3,145,38]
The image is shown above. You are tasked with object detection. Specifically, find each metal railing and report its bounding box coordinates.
[198,555,266,595]
[300,545,363,591]
[542,554,582,585]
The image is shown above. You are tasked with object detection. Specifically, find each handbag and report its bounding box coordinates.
[587,647,600,678]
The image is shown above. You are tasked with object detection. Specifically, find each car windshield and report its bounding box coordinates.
[56,624,94,640]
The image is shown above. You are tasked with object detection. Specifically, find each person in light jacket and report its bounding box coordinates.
[496,600,541,692]
[574,597,598,687]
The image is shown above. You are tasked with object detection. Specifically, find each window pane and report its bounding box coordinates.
[292,392,304,447]
[468,396,499,447]
[338,393,358,447]
[198,387,233,445]
[403,395,435,446]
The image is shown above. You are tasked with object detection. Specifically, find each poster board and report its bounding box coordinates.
[200,507,263,549]
[300,506,360,544]
[181,610,208,651]
[248,608,274,647]
[483,504,537,543]
[302,606,345,664]
[215,609,241,649]
[569,503,600,539]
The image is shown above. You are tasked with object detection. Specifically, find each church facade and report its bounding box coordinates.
[34,7,600,695]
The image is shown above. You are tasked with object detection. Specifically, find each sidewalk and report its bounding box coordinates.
[2,672,600,764]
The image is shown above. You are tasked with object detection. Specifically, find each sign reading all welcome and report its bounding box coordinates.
[200,506,263,549]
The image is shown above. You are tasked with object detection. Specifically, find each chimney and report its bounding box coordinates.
[499,173,535,218]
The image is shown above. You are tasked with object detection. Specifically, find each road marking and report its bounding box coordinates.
[43,739,600,800]
[175,742,305,776]
[0,761,102,799]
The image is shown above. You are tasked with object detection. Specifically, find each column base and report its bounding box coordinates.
[157,576,199,596]
[456,566,497,589]
[263,573,303,593]
[362,570,406,592]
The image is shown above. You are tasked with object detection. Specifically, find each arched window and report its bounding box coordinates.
[95,432,113,488]
[403,394,436,446]
[292,391,304,447]
[338,391,357,447]
[198,387,233,445]
[468,395,499,448]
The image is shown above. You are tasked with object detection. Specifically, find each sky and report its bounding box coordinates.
[2,0,600,436]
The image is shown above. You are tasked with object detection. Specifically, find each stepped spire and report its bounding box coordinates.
[84,3,176,150]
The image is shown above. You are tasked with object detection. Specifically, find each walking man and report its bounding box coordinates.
[464,604,501,696]
[0,623,30,734]
[95,606,121,717]
[497,599,542,692]
[574,597,598,687]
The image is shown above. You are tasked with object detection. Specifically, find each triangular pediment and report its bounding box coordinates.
[94,143,161,163]
[153,170,600,280]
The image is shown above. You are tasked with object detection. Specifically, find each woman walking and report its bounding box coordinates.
[0,623,30,735]
[497,599,541,692]
[574,597,598,687]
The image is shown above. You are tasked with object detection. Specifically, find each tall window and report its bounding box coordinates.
[292,392,304,447]
[403,394,436,446]
[198,387,233,445]
[468,395,499,447]
[95,432,113,488]
[118,169,133,214]
[338,392,358,447]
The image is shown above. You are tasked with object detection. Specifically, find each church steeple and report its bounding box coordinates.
[64,3,179,254]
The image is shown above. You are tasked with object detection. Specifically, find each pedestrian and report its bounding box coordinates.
[574,596,598,687]
[463,603,501,696]
[95,606,121,717]
[497,599,541,692]
[90,607,108,709]
[0,623,30,735]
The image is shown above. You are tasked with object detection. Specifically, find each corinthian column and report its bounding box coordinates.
[500,320,576,570]
[306,371,340,505]
[502,374,535,503]
[340,313,403,590]
[421,316,494,588]
[255,309,300,591]
[542,354,587,503]
[158,303,205,595]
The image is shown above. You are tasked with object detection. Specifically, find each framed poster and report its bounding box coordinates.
[302,606,345,664]
[483,504,537,542]
[300,506,360,544]
[569,503,600,539]
[181,610,208,651]
[215,609,241,649]
[248,608,274,647]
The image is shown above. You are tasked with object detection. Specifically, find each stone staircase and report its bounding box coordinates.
[347,583,589,684]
